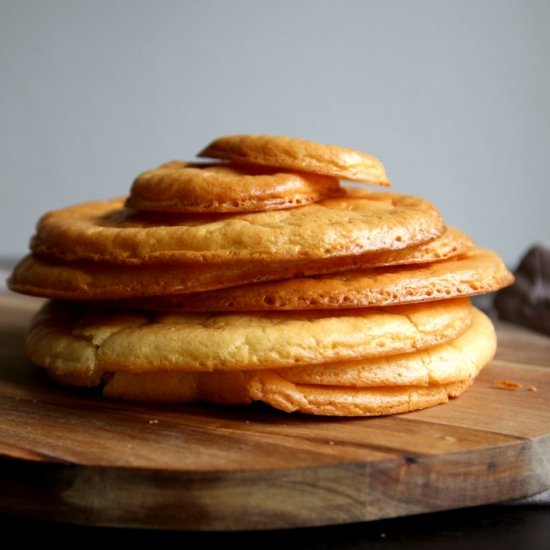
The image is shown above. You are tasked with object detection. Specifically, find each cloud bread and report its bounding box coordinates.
[198,134,390,185]
[9,227,473,300]
[11,132,513,417]
[247,374,473,416]
[29,189,444,265]
[125,161,343,213]
[113,248,513,311]
[100,307,494,414]
[101,372,471,416]
[25,298,474,386]
[273,308,495,387]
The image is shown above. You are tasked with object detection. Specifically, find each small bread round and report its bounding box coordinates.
[115,248,512,311]
[9,228,472,301]
[29,189,444,265]
[198,134,389,185]
[125,161,342,213]
[25,298,474,385]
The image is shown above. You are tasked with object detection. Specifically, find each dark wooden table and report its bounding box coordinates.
[0,506,549,548]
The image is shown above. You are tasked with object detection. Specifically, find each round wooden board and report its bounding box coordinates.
[1,293,549,531]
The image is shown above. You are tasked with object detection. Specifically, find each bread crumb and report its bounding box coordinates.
[495,379,523,390]
[528,385,538,392]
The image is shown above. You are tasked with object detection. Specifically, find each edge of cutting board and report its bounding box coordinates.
[1,293,549,530]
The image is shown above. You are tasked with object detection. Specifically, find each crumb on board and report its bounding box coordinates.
[495,379,523,390]
[494,380,540,392]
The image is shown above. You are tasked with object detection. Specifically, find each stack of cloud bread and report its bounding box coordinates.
[8,135,514,416]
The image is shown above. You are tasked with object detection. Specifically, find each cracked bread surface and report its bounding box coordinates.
[101,308,493,412]
[25,298,474,385]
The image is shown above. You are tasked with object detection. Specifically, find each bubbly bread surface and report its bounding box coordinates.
[9,228,473,300]
[126,161,343,213]
[29,189,444,265]
[112,248,513,311]
[198,134,390,185]
[25,298,474,385]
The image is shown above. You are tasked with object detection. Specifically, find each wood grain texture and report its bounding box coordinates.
[0,293,549,530]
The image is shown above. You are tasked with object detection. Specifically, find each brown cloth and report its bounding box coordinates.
[494,245,550,336]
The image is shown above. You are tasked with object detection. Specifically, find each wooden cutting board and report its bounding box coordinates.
[1,292,549,531]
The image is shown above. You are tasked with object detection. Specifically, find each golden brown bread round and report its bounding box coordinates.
[9,228,473,300]
[25,298,474,385]
[198,134,390,185]
[102,308,494,416]
[102,371,471,416]
[110,248,513,311]
[273,308,495,387]
[126,161,343,213]
[247,374,473,416]
[29,189,444,265]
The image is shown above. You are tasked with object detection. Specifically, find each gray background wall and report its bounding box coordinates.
[1,0,549,267]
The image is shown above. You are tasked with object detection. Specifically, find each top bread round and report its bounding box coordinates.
[126,161,343,213]
[30,189,444,265]
[198,134,390,185]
